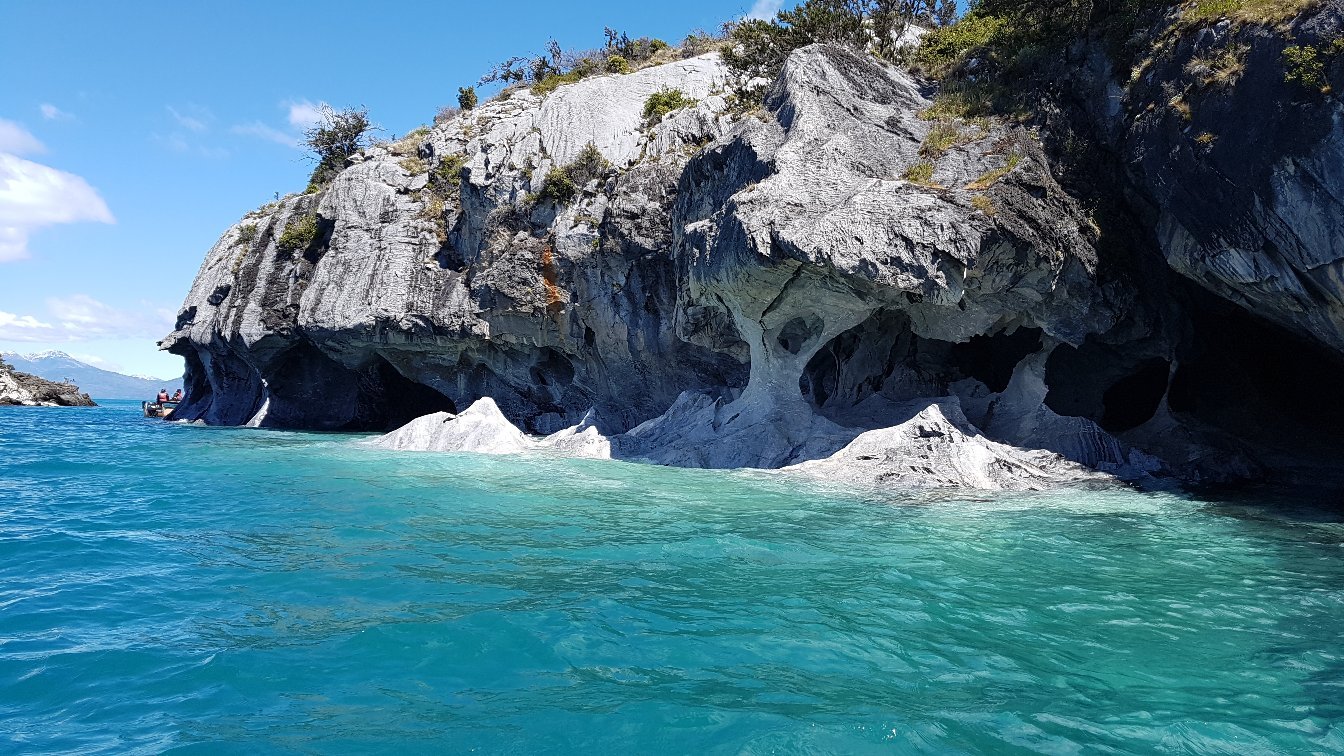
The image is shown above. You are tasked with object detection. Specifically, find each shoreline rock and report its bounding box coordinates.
[0,358,97,407]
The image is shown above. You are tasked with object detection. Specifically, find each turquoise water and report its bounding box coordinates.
[2,401,1343,753]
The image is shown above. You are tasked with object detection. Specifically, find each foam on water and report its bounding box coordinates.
[2,401,1343,753]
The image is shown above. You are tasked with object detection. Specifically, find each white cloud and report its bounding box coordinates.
[231,121,301,149]
[40,103,73,121]
[0,119,45,156]
[46,294,175,340]
[0,296,174,346]
[286,99,325,130]
[746,0,783,20]
[166,104,209,132]
[0,309,54,340]
[233,99,325,150]
[0,153,115,262]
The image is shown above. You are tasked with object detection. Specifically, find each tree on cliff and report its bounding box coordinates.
[723,0,954,84]
[304,106,373,192]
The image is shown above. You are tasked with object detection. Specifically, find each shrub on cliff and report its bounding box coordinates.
[458,86,478,110]
[722,0,954,83]
[567,143,610,186]
[536,168,578,204]
[277,214,319,254]
[303,106,373,192]
[644,88,695,123]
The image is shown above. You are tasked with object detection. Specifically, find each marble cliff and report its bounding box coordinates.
[163,2,1344,489]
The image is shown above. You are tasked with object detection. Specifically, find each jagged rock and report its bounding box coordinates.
[785,398,1111,490]
[0,359,96,407]
[370,398,530,454]
[163,14,1344,490]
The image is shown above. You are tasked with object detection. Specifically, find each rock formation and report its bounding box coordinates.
[164,2,1344,490]
[0,358,96,407]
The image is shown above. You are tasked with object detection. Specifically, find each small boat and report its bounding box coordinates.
[143,401,178,419]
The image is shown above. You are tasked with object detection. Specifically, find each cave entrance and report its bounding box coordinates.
[1044,342,1170,433]
[1167,297,1344,442]
[799,307,1043,417]
[353,356,458,431]
[262,344,455,431]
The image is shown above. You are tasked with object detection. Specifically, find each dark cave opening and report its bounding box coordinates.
[948,327,1043,393]
[777,315,825,355]
[1168,299,1344,439]
[353,357,458,431]
[799,308,1044,414]
[1100,358,1170,432]
[262,344,455,431]
[1044,342,1170,433]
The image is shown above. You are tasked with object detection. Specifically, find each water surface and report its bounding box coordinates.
[2,401,1342,753]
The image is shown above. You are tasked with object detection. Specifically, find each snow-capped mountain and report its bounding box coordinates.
[1,351,182,400]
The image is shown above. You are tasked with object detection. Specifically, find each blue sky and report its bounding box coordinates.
[0,0,773,378]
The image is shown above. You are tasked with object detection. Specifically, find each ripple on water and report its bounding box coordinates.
[1,401,1344,753]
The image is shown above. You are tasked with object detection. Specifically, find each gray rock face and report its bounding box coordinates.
[165,26,1344,490]
[1103,5,1344,355]
[0,358,96,407]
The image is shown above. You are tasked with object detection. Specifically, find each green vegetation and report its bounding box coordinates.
[567,142,611,186]
[1283,44,1327,89]
[722,0,957,84]
[1186,0,1316,25]
[903,161,935,184]
[399,156,428,174]
[1194,131,1218,145]
[458,86,478,110]
[644,88,696,122]
[971,194,996,215]
[236,223,258,246]
[920,121,971,158]
[434,153,466,196]
[276,214,319,254]
[532,70,586,96]
[536,167,578,204]
[966,152,1022,190]
[478,28,679,103]
[919,82,1015,127]
[534,142,611,206]
[303,106,373,192]
[914,13,1007,77]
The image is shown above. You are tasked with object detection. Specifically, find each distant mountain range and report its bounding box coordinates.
[1,351,183,400]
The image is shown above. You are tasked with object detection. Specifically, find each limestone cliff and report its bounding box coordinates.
[163,7,1344,489]
[0,358,96,407]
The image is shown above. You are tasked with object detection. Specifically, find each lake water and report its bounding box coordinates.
[2,400,1342,753]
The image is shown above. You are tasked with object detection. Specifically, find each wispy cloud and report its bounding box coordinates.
[0,150,114,262]
[233,99,325,150]
[0,296,174,343]
[286,99,324,130]
[39,103,73,121]
[746,0,783,20]
[166,104,210,132]
[231,121,300,148]
[0,118,45,155]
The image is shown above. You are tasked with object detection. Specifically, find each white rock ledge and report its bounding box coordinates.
[368,396,1115,492]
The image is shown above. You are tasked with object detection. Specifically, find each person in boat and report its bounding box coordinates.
[157,389,170,403]
[171,389,182,402]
